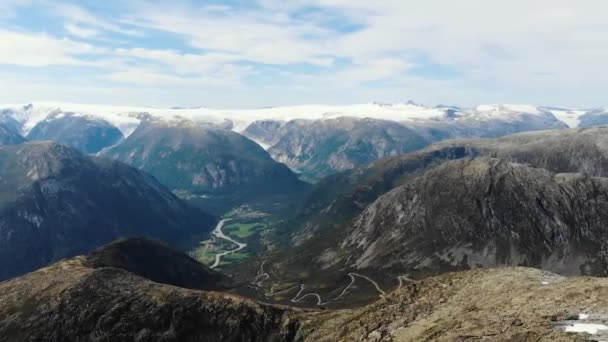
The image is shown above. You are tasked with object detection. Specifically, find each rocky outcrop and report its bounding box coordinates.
[2,241,606,341]
[304,267,608,341]
[0,141,216,281]
[342,158,608,275]
[0,238,302,342]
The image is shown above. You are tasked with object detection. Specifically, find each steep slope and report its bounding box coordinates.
[244,117,429,182]
[341,158,608,275]
[0,238,301,342]
[0,141,216,281]
[102,120,310,213]
[287,126,608,246]
[27,112,124,153]
[0,124,25,145]
[242,127,608,305]
[83,238,232,290]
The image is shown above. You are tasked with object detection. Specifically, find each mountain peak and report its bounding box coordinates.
[83,237,231,290]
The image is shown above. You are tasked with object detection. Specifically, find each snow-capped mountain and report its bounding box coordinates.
[0,101,571,136]
[1,101,604,182]
[0,101,451,136]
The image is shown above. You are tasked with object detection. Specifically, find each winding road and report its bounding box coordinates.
[210,219,247,269]
[251,261,389,306]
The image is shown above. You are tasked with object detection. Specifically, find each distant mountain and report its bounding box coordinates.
[27,112,124,154]
[0,124,25,145]
[0,141,216,281]
[0,101,601,182]
[244,117,429,182]
[102,120,310,212]
[406,104,567,142]
[244,105,567,181]
[577,108,608,127]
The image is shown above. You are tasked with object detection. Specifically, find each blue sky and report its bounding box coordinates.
[1,0,607,108]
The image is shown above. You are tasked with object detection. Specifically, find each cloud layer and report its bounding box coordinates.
[1,0,607,107]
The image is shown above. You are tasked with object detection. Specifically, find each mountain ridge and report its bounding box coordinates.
[0,141,216,281]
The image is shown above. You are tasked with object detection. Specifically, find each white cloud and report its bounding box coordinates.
[103,64,246,87]
[50,3,142,37]
[64,23,99,39]
[0,29,99,67]
[122,1,608,83]
[114,48,239,75]
[124,2,336,66]
[0,0,30,19]
[3,0,608,107]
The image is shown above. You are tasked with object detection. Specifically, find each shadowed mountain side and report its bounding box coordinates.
[0,142,216,281]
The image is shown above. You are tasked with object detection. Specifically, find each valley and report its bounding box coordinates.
[5,1,608,339]
[188,207,272,270]
[3,102,608,340]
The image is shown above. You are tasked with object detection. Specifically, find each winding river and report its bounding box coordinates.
[210,219,247,269]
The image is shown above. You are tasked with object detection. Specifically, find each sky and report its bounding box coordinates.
[0,0,607,108]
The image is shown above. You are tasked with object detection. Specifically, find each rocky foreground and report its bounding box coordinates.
[306,267,608,341]
[1,238,608,341]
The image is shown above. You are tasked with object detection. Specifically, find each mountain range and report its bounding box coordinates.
[250,126,608,308]
[2,102,605,184]
[3,101,608,340]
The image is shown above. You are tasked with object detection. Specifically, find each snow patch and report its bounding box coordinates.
[564,323,608,334]
[549,109,586,128]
